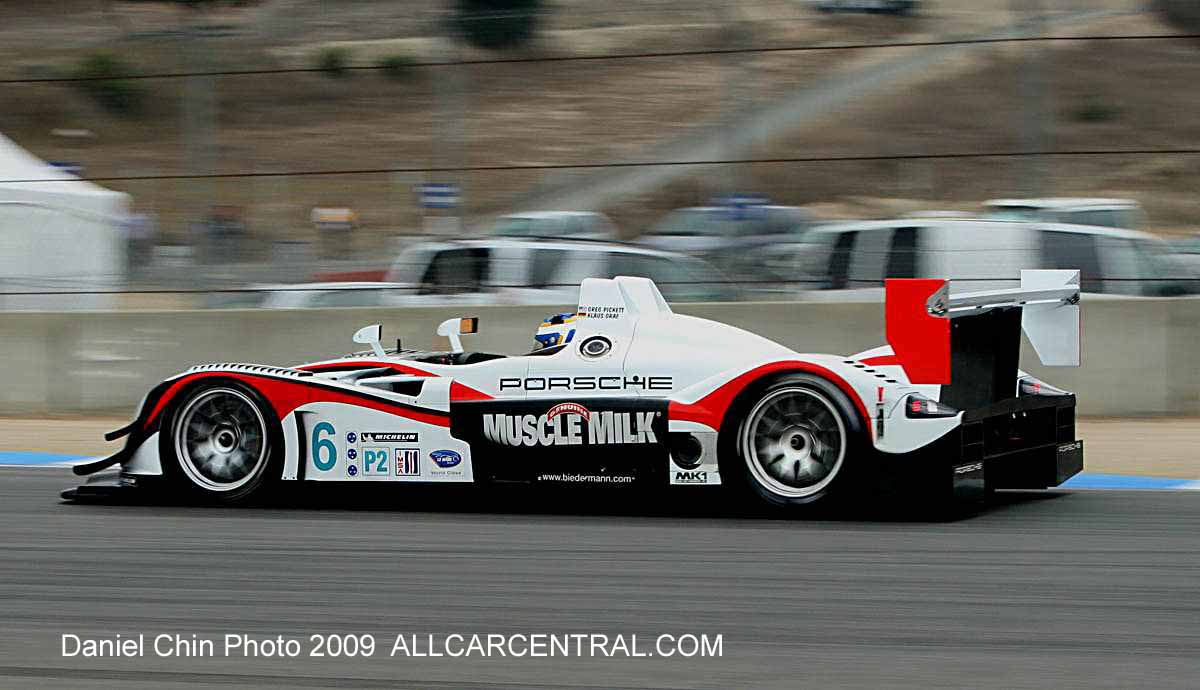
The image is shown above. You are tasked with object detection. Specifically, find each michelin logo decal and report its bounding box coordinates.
[482,402,658,447]
[361,431,418,443]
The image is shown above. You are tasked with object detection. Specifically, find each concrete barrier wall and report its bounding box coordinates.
[1,296,1197,416]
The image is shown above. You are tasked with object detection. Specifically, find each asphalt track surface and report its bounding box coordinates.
[2,468,1198,689]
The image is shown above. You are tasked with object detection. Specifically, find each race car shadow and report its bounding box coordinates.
[291,485,1071,523]
[63,474,1072,524]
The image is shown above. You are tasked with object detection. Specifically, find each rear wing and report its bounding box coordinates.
[885,270,1080,406]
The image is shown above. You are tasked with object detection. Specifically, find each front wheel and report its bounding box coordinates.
[161,381,280,503]
[724,373,867,510]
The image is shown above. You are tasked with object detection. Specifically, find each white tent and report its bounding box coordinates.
[0,133,130,310]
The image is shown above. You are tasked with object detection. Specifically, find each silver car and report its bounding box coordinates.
[638,205,813,281]
[484,211,619,241]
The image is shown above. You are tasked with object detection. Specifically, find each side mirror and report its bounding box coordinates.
[352,324,386,358]
[436,317,478,354]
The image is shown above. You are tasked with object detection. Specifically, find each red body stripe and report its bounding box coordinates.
[860,355,901,366]
[143,372,450,430]
[667,361,870,432]
[884,278,951,384]
[450,381,493,401]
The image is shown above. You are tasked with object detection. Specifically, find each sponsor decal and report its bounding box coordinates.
[483,404,659,447]
[547,402,589,420]
[953,462,984,475]
[395,449,421,476]
[453,398,667,484]
[362,447,389,475]
[361,431,419,443]
[1057,441,1082,453]
[347,463,359,477]
[537,473,635,484]
[346,432,357,444]
[579,335,612,359]
[431,450,462,469]
[347,448,358,460]
[498,376,672,392]
[673,470,708,484]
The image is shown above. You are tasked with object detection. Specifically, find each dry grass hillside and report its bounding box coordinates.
[2,0,1195,251]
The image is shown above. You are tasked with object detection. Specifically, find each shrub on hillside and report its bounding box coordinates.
[453,0,543,50]
[1070,97,1120,124]
[315,47,352,78]
[72,53,145,116]
[1154,0,1200,30]
[376,54,417,80]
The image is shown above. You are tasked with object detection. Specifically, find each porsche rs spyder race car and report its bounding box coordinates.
[67,272,1084,510]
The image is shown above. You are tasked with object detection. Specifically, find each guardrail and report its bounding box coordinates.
[0,297,1196,416]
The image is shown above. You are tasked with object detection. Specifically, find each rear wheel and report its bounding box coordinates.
[161,381,280,503]
[724,373,867,510]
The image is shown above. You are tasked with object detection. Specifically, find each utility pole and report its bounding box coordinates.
[181,21,218,273]
[721,5,749,204]
[428,8,468,237]
[1014,0,1051,197]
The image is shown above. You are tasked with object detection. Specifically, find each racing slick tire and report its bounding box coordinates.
[159,380,282,504]
[721,373,869,511]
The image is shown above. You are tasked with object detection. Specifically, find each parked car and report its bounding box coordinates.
[484,211,619,241]
[386,237,737,305]
[638,204,814,280]
[983,198,1144,231]
[771,218,1196,298]
[205,282,413,310]
[813,0,920,15]
[1168,235,1200,277]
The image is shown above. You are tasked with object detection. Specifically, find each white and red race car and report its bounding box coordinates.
[67,272,1084,510]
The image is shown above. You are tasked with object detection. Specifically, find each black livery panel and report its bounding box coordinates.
[450,398,669,485]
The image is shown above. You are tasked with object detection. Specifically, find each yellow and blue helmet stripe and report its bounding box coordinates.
[534,313,579,349]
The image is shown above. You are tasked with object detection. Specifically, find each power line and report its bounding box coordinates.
[3,148,1200,185]
[2,277,1196,298]
[2,32,1197,85]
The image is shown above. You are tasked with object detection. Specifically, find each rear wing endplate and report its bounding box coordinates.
[885,270,1080,385]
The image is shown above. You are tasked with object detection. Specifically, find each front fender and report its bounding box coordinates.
[73,378,175,476]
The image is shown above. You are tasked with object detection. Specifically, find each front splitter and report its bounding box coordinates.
[60,469,150,502]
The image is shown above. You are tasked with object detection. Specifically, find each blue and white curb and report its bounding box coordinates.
[1060,473,1200,491]
[0,451,87,468]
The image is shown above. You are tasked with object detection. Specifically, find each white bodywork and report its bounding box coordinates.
[110,274,1080,489]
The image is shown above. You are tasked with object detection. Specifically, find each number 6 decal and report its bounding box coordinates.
[312,421,337,471]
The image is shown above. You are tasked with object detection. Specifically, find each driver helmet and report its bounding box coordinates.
[534,312,579,350]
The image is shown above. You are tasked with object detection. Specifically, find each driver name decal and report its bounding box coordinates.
[577,305,624,319]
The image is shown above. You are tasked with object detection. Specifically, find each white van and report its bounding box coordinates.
[385,237,737,305]
[776,218,1195,298]
[983,198,1144,231]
